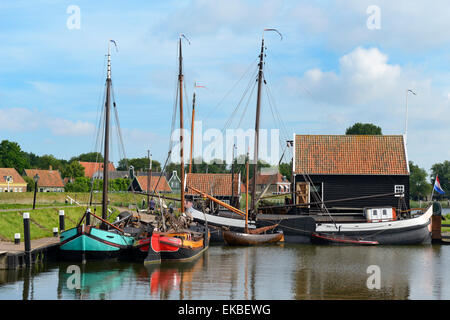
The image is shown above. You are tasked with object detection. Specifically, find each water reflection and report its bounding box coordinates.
[0,244,449,300]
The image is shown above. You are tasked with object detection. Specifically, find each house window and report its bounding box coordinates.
[14,188,17,192]
[18,188,22,192]
[394,185,405,197]
[0,188,2,192]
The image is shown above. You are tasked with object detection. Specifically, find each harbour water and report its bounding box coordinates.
[1,243,450,300]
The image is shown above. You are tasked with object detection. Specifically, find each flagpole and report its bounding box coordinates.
[430,175,437,203]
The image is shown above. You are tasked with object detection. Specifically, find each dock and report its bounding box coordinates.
[0,237,60,270]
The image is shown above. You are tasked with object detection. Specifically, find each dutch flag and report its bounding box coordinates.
[434,175,445,195]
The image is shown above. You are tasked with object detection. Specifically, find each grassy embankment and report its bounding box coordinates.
[0,192,142,241]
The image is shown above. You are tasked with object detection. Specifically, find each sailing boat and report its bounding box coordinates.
[186,29,280,240]
[134,35,209,264]
[222,153,284,246]
[59,40,135,261]
[186,29,435,245]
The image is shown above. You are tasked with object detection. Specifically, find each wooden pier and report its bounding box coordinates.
[0,237,60,270]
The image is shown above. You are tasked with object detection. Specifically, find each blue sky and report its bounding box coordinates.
[0,0,449,174]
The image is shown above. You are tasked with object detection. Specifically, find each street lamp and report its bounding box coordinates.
[32,174,39,210]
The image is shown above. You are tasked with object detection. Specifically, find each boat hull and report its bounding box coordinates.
[222,230,284,246]
[59,225,135,261]
[188,207,255,243]
[315,206,433,245]
[140,227,210,265]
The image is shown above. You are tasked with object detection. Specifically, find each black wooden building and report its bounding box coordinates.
[293,135,410,211]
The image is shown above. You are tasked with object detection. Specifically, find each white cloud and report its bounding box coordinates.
[0,107,94,136]
[49,118,95,136]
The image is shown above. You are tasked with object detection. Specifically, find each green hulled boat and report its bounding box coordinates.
[59,40,135,261]
[59,222,135,261]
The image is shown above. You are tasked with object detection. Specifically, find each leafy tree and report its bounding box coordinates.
[279,162,292,182]
[23,176,35,192]
[431,160,450,198]
[409,161,431,200]
[345,123,382,135]
[70,152,104,163]
[62,161,85,179]
[117,157,161,172]
[65,177,91,192]
[36,154,64,171]
[0,140,29,173]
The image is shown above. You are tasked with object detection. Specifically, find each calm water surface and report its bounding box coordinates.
[1,243,450,300]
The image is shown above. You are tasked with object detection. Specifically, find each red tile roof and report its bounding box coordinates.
[185,173,241,197]
[24,169,65,187]
[135,175,172,193]
[294,135,409,175]
[79,161,116,178]
[250,172,288,185]
[0,168,26,184]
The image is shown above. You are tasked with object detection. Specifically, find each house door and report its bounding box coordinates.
[295,182,310,206]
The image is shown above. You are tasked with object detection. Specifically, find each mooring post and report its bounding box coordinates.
[23,212,31,266]
[14,233,20,245]
[86,208,91,225]
[53,227,58,237]
[59,210,65,232]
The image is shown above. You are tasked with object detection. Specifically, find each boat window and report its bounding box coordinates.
[382,209,387,216]
[373,210,378,216]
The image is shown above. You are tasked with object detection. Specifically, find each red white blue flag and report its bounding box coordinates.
[434,175,445,195]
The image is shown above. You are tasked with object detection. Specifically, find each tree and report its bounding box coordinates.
[64,177,91,192]
[0,140,29,173]
[117,157,162,172]
[62,161,85,179]
[36,154,64,171]
[409,161,431,200]
[279,161,292,182]
[23,176,35,192]
[345,123,382,135]
[431,160,450,197]
[70,152,104,163]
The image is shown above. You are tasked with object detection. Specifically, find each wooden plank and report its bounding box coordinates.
[0,237,59,253]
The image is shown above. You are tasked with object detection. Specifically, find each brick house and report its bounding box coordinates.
[24,168,65,192]
[0,168,27,192]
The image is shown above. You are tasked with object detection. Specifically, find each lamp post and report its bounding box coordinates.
[32,174,39,210]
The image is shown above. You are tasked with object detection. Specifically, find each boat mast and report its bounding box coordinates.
[245,152,249,233]
[231,144,236,208]
[179,36,185,214]
[101,40,113,227]
[250,35,265,216]
[147,149,152,210]
[189,88,196,174]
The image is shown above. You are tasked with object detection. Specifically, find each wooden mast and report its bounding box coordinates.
[189,89,196,174]
[101,40,113,227]
[231,144,235,208]
[179,37,185,214]
[245,152,249,233]
[250,35,265,217]
[147,149,152,210]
